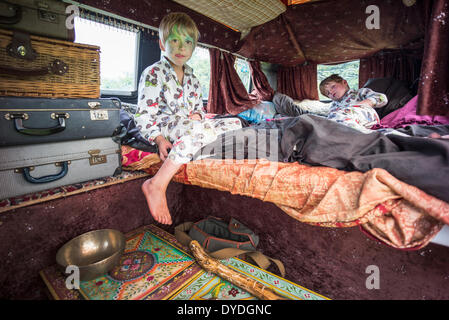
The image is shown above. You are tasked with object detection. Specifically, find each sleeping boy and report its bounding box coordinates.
[319,74,388,133]
[272,74,387,133]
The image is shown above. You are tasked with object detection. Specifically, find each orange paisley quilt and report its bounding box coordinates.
[121,145,449,250]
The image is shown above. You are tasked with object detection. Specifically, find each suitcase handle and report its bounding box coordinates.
[9,112,67,136]
[22,161,69,184]
[0,1,22,25]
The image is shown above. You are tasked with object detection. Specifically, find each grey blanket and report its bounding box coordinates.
[196,115,449,203]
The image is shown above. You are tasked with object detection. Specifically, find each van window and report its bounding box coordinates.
[188,48,251,100]
[74,17,139,96]
[234,58,251,92]
[317,60,360,101]
[188,46,211,100]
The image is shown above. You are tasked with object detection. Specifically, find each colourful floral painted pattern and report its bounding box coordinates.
[40,225,328,300]
[170,258,328,300]
[78,229,197,300]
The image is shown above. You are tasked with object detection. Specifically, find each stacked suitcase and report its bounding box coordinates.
[0,0,123,201]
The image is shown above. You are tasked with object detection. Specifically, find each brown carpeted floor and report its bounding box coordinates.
[1,177,448,300]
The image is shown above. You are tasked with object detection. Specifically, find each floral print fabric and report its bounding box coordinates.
[130,156,447,250]
[135,56,242,164]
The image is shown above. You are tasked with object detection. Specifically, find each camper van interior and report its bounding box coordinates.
[0,0,448,300]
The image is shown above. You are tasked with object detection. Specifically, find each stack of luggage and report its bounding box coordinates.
[0,0,122,200]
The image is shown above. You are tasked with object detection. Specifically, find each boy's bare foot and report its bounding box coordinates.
[141,178,172,225]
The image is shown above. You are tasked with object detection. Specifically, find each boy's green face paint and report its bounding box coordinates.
[167,24,194,49]
[163,24,195,68]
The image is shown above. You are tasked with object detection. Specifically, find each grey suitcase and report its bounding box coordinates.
[0,0,75,41]
[0,136,121,200]
[0,97,121,147]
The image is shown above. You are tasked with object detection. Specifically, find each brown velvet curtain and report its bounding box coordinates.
[276,63,318,100]
[359,50,422,88]
[249,60,274,101]
[207,48,260,115]
[417,0,449,116]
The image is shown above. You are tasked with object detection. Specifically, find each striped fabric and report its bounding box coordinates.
[172,0,286,37]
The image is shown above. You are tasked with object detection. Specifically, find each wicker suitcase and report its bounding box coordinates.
[0,0,75,41]
[0,96,121,147]
[0,28,100,98]
[0,136,121,200]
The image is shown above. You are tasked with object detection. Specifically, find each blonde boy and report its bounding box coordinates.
[319,74,388,133]
[135,13,242,225]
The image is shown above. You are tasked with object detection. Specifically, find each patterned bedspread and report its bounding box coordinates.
[122,145,449,250]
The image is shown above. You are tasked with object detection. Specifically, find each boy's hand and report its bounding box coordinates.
[188,112,202,121]
[358,99,375,107]
[155,135,173,161]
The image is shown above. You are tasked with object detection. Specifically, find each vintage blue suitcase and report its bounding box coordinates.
[0,136,121,200]
[0,97,121,146]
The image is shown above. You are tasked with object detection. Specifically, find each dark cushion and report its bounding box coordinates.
[119,108,158,153]
[363,77,414,119]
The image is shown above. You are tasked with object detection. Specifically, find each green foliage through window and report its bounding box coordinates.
[188,48,252,100]
[188,46,211,100]
[74,17,138,93]
[234,58,251,92]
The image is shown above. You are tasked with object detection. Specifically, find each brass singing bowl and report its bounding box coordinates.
[56,229,126,281]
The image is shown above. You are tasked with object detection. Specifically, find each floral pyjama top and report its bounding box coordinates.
[135,56,242,164]
[327,88,388,133]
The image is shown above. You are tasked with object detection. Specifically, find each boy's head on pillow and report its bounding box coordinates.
[319,74,350,100]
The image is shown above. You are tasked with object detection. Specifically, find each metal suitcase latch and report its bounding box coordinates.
[50,112,70,119]
[88,149,107,166]
[4,112,29,120]
[37,9,58,24]
[88,102,101,109]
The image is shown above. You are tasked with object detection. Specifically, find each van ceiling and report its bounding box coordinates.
[171,0,286,39]
[74,0,426,66]
[237,0,426,66]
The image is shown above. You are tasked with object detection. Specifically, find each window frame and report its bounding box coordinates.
[185,44,211,104]
[73,16,141,101]
[74,16,258,104]
[100,31,141,97]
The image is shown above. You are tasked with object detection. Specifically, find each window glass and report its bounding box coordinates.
[187,46,211,100]
[234,58,251,92]
[317,60,360,100]
[186,48,251,100]
[74,17,138,94]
